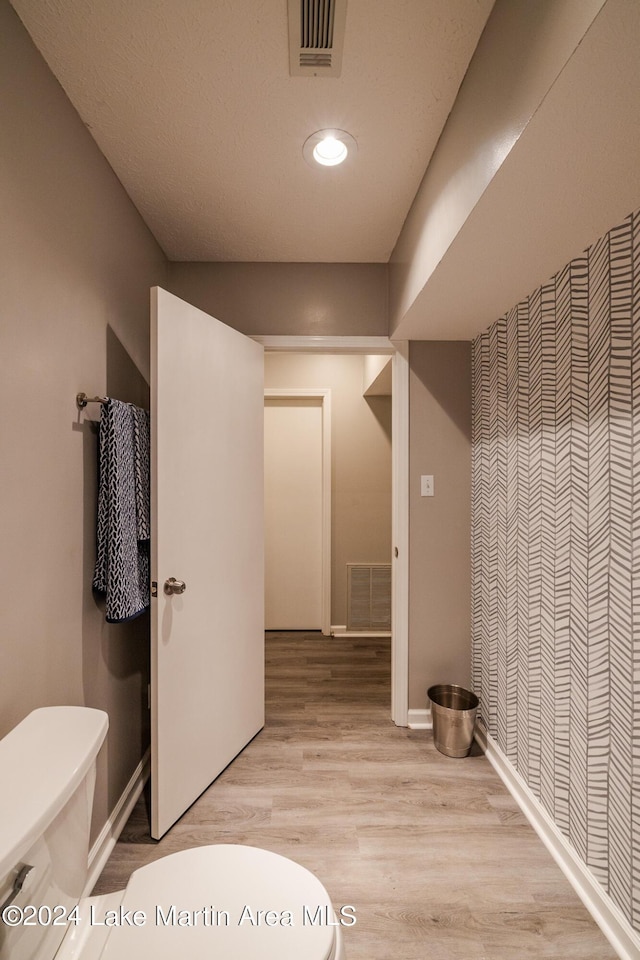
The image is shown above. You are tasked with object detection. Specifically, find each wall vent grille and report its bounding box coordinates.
[288,0,347,77]
[347,563,391,631]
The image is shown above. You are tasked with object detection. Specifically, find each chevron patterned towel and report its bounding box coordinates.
[93,399,150,623]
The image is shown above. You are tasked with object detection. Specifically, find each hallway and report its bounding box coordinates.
[93,633,615,958]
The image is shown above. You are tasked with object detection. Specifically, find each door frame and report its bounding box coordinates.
[264,388,332,636]
[255,335,409,728]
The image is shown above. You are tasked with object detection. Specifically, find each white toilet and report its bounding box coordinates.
[0,707,346,959]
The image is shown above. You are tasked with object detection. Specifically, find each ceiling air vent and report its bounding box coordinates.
[288,0,347,77]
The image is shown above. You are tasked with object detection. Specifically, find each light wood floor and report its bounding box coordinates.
[93,632,617,959]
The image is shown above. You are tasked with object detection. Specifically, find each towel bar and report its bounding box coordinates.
[76,392,108,409]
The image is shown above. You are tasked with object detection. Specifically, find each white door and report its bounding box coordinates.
[264,397,323,629]
[150,286,264,840]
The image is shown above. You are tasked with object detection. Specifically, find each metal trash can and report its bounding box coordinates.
[428,684,479,758]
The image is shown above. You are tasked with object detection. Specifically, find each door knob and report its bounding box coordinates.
[164,578,186,596]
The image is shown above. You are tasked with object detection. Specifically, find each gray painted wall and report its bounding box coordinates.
[409,343,472,708]
[167,262,388,337]
[0,1,167,841]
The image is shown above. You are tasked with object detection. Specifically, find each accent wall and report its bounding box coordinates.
[471,208,640,933]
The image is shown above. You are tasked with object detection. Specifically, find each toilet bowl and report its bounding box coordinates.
[0,707,345,960]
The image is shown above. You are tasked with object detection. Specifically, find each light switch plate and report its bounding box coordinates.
[421,475,434,497]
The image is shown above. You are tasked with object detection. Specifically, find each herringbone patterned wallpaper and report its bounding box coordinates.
[471,208,640,933]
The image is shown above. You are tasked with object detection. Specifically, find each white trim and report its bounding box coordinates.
[475,725,640,960]
[85,748,150,895]
[258,335,410,728]
[254,335,394,354]
[264,388,332,635]
[407,707,432,730]
[391,342,409,726]
[331,625,392,639]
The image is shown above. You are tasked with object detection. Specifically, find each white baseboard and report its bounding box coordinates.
[330,625,392,638]
[85,747,150,895]
[475,724,640,960]
[407,707,432,730]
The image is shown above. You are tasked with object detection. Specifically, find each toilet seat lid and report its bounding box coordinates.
[97,844,337,960]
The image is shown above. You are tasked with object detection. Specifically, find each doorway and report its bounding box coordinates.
[264,389,331,633]
[257,337,409,727]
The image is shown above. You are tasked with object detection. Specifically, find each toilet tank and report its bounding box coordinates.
[0,707,108,960]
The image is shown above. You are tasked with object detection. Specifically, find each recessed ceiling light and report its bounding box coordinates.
[314,136,347,166]
[303,129,357,168]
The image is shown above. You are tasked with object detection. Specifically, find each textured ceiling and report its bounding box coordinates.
[10,0,494,262]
